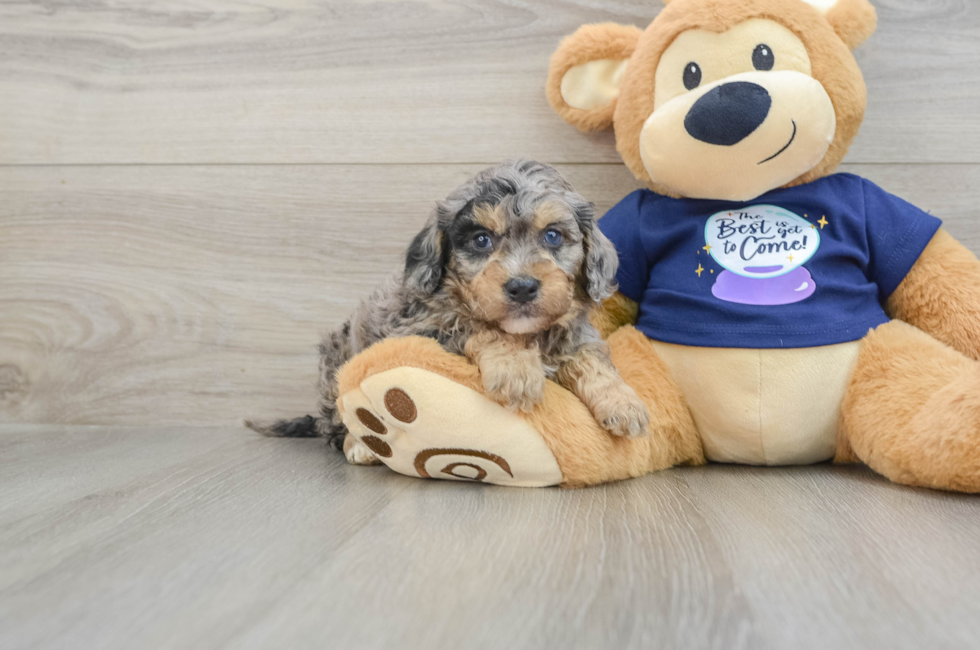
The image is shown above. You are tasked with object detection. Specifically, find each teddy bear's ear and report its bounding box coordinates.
[801,0,878,49]
[546,23,643,132]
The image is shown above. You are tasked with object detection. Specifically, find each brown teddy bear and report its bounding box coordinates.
[336,0,980,490]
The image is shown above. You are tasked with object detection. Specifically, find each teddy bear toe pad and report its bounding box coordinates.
[340,367,563,487]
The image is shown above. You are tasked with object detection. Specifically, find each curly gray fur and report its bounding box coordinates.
[254,159,620,450]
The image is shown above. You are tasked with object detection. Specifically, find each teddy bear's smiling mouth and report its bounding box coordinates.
[758,120,797,165]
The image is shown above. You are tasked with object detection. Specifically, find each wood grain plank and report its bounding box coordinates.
[231,469,762,650]
[0,425,414,650]
[2,163,978,427]
[0,0,978,165]
[686,465,980,649]
[3,426,980,649]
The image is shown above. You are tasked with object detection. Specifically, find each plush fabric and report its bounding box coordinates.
[651,339,860,464]
[824,0,878,50]
[888,229,980,361]
[602,0,869,198]
[546,23,643,132]
[341,365,564,487]
[560,59,629,111]
[598,174,941,348]
[839,320,980,492]
[590,292,639,338]
[642,19,836,200]
[337,331,703,488]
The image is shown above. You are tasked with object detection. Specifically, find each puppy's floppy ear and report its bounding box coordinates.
[547,23,643,133]
[403,216,446,296]
[574,203,619,302]
[802,0,877,49]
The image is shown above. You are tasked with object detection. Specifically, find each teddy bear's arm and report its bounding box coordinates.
[590,292,639,339]
[887,228,980,361]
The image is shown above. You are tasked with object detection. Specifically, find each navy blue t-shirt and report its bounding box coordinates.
[599,174,941,349]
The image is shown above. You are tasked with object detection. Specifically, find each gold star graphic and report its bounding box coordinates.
[818,215,829,229]
[787,254,795,263]
[703,244,712,254]
[695,263,704,277]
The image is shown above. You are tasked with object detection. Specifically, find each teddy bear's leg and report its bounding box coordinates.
[335,328,703,487]
[839,320,980,492]
[523,326,703,486]
[601,326,705,465]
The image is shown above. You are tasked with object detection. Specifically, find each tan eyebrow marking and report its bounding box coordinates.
[533,201,570,230]
[473,204,506,233]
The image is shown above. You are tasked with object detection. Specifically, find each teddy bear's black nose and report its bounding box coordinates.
[684,81,772,146]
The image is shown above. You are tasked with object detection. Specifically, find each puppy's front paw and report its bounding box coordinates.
[343,435,384,466]
[482,362,546,413]
[592,384,650,438]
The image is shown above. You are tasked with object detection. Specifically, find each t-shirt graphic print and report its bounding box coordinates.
[705,204,820,305]
[598,174,942,349]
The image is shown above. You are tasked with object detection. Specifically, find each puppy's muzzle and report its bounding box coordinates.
[504,276,540,305]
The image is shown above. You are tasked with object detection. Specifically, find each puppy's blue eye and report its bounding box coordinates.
[544,229,563,247]
[473,233,493,251]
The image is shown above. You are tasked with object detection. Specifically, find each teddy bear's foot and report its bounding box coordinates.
[840,320,980,492]
[333,333,706,488]
[336,340,564,487]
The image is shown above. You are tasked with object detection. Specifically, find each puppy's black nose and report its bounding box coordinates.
[684,81,772,146]
[504,276,540,304]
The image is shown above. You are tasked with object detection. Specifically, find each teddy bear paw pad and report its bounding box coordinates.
[340,367,563,487]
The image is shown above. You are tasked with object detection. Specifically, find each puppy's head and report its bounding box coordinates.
[404,160,618,335]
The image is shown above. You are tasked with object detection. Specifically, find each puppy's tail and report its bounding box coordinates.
[245,415,321,438]
[245,415,348,451]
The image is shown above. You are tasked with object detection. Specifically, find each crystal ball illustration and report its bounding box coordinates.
[704,205,820,306]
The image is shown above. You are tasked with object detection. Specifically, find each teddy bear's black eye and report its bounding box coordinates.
[753,44,775,71]
[683,62,702,90]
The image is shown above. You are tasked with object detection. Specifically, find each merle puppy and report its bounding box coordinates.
[254,160,649,464]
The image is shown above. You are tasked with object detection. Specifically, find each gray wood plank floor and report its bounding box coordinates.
[3,424,980,650]
[1,0,980,164]
[4,0,980,648]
